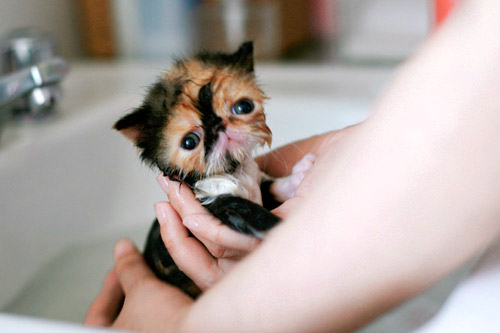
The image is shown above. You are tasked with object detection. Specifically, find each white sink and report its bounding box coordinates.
[0,62,406,330]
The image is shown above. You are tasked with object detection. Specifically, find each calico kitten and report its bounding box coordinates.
[114,42,313,298]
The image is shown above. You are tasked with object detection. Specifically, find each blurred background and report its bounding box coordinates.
[0,0,430,65]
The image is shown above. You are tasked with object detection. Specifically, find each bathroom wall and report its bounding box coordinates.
[0,0,429,62]
[0,0,83,58]
[337,0,429,63]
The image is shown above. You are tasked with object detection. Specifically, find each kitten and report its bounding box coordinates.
[114,42,314,297]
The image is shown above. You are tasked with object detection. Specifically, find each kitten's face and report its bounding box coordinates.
[114,42,271,184]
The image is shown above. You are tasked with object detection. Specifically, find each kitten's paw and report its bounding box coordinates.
[272,153,317,202]
[291,153,317,175]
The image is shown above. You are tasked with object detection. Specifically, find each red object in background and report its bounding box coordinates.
[309,0,338,40]
[434,0,456,27]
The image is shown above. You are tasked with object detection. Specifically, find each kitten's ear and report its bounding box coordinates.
[233,41,254,73]
[113,106,148,144]
[114,80,170,146]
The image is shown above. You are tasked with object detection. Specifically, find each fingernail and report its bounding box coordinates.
[183,217,199,230]
[114,239,135,260]
[157,173,169,193]
[155,202,167,225]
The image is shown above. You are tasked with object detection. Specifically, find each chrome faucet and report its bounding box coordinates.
[0,29,68,134]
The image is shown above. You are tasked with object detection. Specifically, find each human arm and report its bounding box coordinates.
[177,1,500,331]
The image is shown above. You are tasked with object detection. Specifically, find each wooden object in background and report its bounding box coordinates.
[78,0,116,57]
[274,0,311,53]
[198,0,313,59]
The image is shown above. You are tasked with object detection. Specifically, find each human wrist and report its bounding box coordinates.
[165,305,192,332]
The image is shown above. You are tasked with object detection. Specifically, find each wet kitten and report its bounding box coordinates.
[114,42,313,297]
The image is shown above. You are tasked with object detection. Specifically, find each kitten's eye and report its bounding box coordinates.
[181,132,200,150]
[232,99,254,115]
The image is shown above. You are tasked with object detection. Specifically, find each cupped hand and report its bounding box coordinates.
[84,239,192,331]
[156,175,262,290]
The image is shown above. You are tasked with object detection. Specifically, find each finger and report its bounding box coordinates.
[158,175,260,254]
[157,174,206,217]
[155,201,221,290]
[182,213,261,254]
[84,269,124,327]
[196,237,248,260]
[256,131,336,177]
[113,239,156,294]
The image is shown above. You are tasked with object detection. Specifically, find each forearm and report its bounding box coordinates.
[179,1,500,331]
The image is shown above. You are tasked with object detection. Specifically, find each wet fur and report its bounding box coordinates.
[115,42,282,298]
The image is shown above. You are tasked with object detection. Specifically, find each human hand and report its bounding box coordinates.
[84,239,192,331]
[156,176,262,290]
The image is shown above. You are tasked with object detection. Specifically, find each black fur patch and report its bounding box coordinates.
[206,194,280,237]
[114,80,181,170]
[197,82,224,157]
[260,179,282,210]
[225,153,240,174]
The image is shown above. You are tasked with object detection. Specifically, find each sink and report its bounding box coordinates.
[0,61,410,330]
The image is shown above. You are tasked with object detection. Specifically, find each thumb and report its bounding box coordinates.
[113,239,155,293]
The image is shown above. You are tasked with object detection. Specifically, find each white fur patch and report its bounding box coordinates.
[194,175,239,204]
[272,153,316,202]
[194,157,263,205]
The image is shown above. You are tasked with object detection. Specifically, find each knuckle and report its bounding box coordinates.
[164,238,178,255]
[159,225,173,245]
[203,218,224,244]
[209,244,225,258]
[212,225,224,245]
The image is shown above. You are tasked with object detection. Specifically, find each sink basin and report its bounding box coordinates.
[2,62,423,330]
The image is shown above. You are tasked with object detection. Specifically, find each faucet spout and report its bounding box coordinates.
[0,57,68,108]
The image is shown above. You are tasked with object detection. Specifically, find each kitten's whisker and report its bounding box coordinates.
[184,79,202,87]
[268,149,290,172]
[289,142,306,156]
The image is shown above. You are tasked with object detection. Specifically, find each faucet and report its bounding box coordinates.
[0,28,69,137]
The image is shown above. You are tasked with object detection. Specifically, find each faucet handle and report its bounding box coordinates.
[2,28,58,71]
